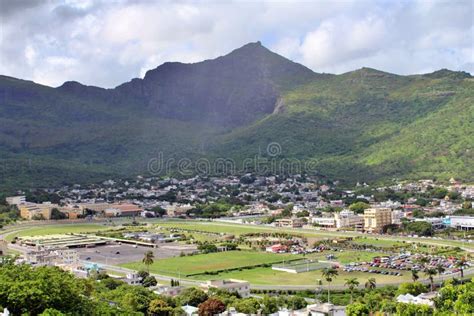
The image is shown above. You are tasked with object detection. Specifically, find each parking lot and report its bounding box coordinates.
[342,253,470,277]
[76,242,197,265]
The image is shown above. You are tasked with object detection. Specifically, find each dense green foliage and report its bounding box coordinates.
[0,43,472,189]
[1,256,473,315]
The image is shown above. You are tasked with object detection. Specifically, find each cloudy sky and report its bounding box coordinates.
[1,0,472,88]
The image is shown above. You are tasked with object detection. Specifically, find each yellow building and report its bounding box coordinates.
[19,202,56,220]
[363,208,392,233]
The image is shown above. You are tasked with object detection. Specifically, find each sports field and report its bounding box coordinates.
[120,250,300,276]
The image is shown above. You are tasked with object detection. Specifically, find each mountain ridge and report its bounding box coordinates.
[0,42,472,190]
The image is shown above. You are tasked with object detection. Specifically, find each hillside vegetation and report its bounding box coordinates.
[0,43,472,189]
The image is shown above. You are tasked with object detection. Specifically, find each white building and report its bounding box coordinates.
[307,303,346,316]
[202,279,250,298]
[123,273,142,286]
[311,217,336,228]
[391,209,403,225]
[334,210,364,229]
[446,216,474,230]
[396,293,436,307]
[5,196,26,206]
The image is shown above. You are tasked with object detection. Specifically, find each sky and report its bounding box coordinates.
[0,0,472,88]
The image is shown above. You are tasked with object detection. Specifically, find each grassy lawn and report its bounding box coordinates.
[189,266,412,286]
[305,250,387,264]
[351,237,405,248]
[5,224,110,241]
[120,250,301,277]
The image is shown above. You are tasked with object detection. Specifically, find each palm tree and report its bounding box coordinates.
[321,267,338,303]
[344,278,359,303]
[142,250,154,273]
[455,257,468,283]
[436,264,445,278]
[411,269,419,282]
[365,277,376,290]
[418,256,430,267]
[424,267,437,291]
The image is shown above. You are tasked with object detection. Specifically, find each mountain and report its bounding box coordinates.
[0,43,472,190]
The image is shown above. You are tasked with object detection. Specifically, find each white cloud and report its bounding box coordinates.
[0,0,472,87]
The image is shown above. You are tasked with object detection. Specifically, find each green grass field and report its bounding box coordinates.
[351,237,406,248]
[4,224,110,241]
[189,266,412,286]
[120,250,300,276]
[305,250,387,264]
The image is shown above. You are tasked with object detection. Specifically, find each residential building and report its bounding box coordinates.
[122,273,142,286]
[307,303,346,316]
[202,279,250,298]
[363,208,392,233]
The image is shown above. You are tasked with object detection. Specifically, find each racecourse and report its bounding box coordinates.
[1,218,473,290]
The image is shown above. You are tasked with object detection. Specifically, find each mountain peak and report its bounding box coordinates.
[423,69,471,80]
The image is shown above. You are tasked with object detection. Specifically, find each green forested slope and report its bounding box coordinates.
[0,43,472,189]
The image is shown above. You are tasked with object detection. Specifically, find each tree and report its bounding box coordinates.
[178,288,208,307]
[148,299,173,316]
[349,202,369,214]
[261,295,279,314]
[321,267,338,303]
[150,206,167,217]
[411,269,419,282]
[142,251,154,273]
[285,295,307,310]
[197,243,218,254]
[50,208,67,220]
[0,264,87,315]
[455,257,468,282]
[365,277,376,290]
[142,275,158,287]
[405,221,433,236]
[39,308,66,316]
[346,302,369,316]
[233,298,260,314]
[462,200,472,209]
[396,302,433,316]
[397,282,428,296]
[344,278,359,303]
[436,264,445,278]
[424,267,437,291]
[198,298,226,316]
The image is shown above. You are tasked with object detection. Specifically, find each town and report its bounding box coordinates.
[3,175,473,234]
[0,175,473,315]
